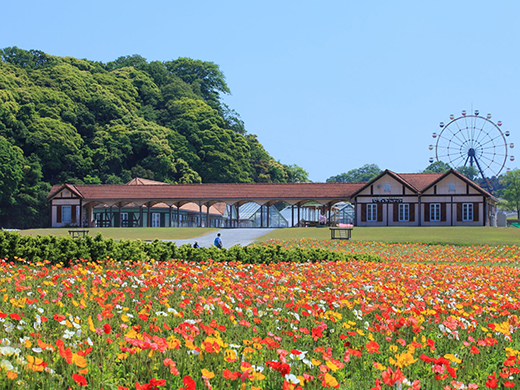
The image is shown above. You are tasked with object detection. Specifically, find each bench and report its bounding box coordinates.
[329,227,352,240]
[69,230,89,238]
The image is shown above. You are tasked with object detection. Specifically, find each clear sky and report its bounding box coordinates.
[1,0,519,182]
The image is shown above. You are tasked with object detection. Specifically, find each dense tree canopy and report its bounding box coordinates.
[0,47,307,228]
[499,169,520,218]
[326,164,382,183]
[423,161,451,173]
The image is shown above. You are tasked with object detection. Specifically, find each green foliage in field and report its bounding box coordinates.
[0,47,308,228]
[0,231,381,265]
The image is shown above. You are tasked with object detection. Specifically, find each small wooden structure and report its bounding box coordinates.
[68,230,89,238]
[329,226,352,240]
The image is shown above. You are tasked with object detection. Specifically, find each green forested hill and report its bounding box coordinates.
[0,47,307,228]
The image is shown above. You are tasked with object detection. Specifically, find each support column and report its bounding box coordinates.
[266,204,270,228]
[206,204,210,228]
[139,206,143,227]
[79,200,83,228]
[169,205,173,227]
[291,205,294,227]
[147,204,151,227]
[297,204,301,226]
[177,204,181,227]
[260,205,264,228]
[118,203,122,227]
[199,204,203,227]
[236,204,240,228]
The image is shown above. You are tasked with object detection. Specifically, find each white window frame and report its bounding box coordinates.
[62,206,71,224]
[367,204,377,222]
[151,212,161,227]
[121,212,129,227]
[430,203,441,222]
[94,212,102,227]
[398,204,409,221]
[462,203,473,221]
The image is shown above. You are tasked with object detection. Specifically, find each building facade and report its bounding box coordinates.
[47,170,497,228]
[351,169,497,227]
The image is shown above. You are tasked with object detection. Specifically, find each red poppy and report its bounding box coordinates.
[179,376,196,390]
[223,369,241,380]
[485,373,499,389]
[103,323,112,334]
[365,341,380,354]
[72,373,87,387]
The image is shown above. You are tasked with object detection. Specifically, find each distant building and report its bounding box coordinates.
[47,169,497,228]
[351,169,497,227]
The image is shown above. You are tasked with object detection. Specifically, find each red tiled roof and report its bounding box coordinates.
[351,169,493,198]
[48,182,366,202]
[390,171,445,192]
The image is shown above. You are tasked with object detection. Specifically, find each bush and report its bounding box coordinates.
[0,231,382,265]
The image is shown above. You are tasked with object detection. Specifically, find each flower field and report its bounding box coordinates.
[262,239,520,265]
[1,241,520,389]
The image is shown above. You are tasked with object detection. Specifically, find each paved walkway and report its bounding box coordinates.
[166,228,275,248]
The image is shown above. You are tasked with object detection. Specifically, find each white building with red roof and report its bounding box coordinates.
[46,169,498,228]
[351,169,497,227]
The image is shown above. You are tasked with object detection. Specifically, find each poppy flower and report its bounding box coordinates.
[72,373,87,387]
[179,376,196,390]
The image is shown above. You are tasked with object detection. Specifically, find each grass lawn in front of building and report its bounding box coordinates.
[17,227,219,241]
[256,226,520,246]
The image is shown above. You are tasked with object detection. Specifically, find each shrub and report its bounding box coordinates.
[0,231,382,265]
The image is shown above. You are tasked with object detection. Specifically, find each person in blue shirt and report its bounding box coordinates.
[193,241,200,248]
[214,233,223,249]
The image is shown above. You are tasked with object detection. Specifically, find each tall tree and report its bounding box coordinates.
[499,169,520,219]
[164,58,230,109]
[456,166,479,181]
[0,136,24,210]
[327,164,382,183]
[423,161,451,173]
[284,164,309,183]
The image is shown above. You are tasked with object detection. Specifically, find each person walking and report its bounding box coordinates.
[193,241,200,248]
[214,233,223,249]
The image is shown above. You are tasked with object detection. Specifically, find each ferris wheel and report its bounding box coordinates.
[429,110,514,180]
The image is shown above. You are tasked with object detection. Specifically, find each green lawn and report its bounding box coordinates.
[17,227,219,241]
[14,226,520,245]
[256,226,520,246]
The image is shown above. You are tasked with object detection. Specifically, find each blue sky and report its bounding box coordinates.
[2,1,519,182]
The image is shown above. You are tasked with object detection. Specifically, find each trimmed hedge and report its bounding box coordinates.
[0,231,382,265]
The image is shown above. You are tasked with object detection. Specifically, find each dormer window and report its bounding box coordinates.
[384,184,391,192]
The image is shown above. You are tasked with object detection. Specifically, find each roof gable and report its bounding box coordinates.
[351,170,422,197]
[126,177,168,185]
[46,184,84,200]
[422,169,495,198]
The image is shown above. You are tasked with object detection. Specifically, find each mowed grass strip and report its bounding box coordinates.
[15,226,520,245]
[18,227,219,241]
[256,226,520,246]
